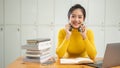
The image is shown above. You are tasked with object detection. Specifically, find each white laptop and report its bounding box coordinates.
[87,43,120,68]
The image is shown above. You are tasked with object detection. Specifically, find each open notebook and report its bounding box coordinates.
[60,57,94,64]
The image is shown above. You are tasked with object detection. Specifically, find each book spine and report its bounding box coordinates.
[38,41,51,50]
[40,54,52,63]
[27,39,50,44]
[21,41,51,50]
[23,57,40,63]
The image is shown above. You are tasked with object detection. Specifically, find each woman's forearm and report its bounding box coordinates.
[84,38,97,60]
[56,38,70,58]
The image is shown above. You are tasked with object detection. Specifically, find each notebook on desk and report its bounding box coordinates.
[60,57,94,64]
[87,43,120,68]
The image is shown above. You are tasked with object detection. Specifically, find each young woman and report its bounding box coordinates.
[56,4,97,60]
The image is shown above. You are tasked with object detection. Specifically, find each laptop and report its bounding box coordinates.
[87,43,120,68]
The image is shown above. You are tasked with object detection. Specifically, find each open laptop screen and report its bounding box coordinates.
[87,43,120,68]
[102,43,120,68]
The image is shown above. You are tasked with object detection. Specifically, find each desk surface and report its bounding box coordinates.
[7,57,120,68]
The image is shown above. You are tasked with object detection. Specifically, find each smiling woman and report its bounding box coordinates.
[56,4,97,60]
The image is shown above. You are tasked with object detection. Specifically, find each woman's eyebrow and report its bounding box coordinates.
[71,14,83,16]
[78,15,83,17]
[71,14,76,16]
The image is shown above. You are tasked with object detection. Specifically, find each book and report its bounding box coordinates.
[23,53,52,63]
[21,41,51,50]
[22,38,52,63]
[26,48,50,53]
[25,50,50,57]
[27,38,50,45]
[23,57,40,63]
[38,41,51,50]
[40,54,53,63]
[60,57,94,64]
[26,50,49,55]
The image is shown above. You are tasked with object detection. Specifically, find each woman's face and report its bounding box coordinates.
[69,9,84,29]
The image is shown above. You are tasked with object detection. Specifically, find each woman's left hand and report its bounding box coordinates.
[80,24,87,40]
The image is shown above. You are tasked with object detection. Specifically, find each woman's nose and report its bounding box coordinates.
[75,17,79,22]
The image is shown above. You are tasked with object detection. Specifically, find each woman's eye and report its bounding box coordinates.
[72,16,75,18]
[79,16,82,18]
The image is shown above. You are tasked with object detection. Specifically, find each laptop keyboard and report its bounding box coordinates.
[87,60,103,68]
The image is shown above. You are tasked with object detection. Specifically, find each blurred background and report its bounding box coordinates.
[0,0,120,68]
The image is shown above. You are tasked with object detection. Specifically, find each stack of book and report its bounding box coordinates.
[21,38,53,63]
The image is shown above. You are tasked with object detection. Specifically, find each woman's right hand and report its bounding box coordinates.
[65,24,72,39]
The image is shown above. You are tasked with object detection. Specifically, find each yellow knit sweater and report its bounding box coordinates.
[56,28,97,60]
